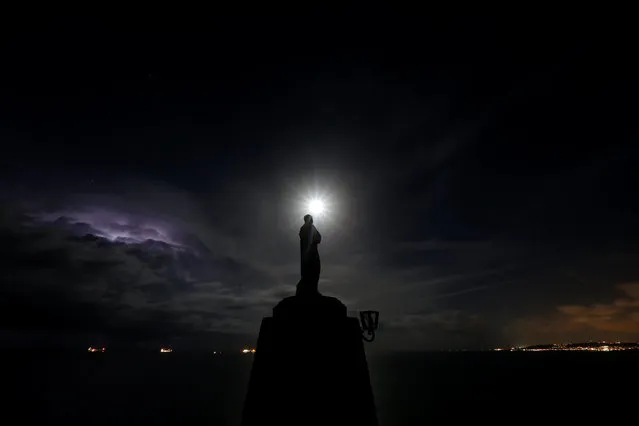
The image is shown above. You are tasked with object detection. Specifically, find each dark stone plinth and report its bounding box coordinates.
[241,295,378,426]
[273,294,347,319]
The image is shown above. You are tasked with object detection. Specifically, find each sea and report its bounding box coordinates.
[6,351,637,425]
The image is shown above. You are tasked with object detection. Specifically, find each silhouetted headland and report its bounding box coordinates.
[241,215,378,426]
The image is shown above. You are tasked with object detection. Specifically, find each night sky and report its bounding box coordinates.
[1,15,638,351]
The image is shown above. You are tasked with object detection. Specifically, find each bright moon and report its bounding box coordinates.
[308,199,325,216]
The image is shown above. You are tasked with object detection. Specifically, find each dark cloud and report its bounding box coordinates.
[1,18,639,351]
[0,204,282,349]
[0,189,519,351]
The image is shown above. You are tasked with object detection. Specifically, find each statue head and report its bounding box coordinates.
[303,214,313,225]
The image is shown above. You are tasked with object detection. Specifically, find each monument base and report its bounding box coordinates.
[241,294,378,426]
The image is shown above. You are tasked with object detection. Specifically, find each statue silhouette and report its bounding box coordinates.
[297,214,321,296]
[241,213,379,426]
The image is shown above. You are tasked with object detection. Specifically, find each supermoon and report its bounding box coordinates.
[307,199,325,216]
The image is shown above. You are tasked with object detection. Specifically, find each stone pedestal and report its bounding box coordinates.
[241,294,378,426]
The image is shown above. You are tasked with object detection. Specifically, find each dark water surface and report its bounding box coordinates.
[6,351,637,425]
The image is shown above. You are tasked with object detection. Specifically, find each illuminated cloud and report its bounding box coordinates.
[30,208,192,250]
[513,283,639,340]
[0,209,276,348]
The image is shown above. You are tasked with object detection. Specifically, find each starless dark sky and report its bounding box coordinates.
[1,15,638,351]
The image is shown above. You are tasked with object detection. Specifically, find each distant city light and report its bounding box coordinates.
[87,346,105,353]
[160,348,173,353]
[494,341,639,352]
[242,347,256,354]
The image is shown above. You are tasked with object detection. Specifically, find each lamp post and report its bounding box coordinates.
[359,311,379,342]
